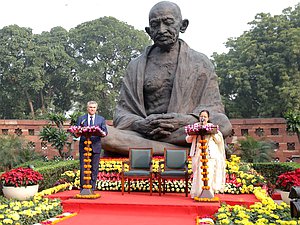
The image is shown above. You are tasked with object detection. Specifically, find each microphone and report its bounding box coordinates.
[80,119,86,127]
[200,117,205,125]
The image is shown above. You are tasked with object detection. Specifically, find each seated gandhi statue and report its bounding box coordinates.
[102,1,232,155]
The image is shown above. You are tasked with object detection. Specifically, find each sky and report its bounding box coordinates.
[0,0,300,57]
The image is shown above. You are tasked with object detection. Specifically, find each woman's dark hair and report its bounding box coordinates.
[199,110,211,123]
[199,110,210,118]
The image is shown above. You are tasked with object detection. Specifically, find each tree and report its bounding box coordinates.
[0,25,78,118]
[284,110,300,143]
[68,16,151,119]
[0,25,37,118]
[213,4,300,118]
[0,17,151,119]
[34,27,78,114]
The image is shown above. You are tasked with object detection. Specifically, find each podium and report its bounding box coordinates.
[68,126,106,199]
[185,123,219,201]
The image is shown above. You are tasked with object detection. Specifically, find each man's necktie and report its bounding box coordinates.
[90,116,93,126]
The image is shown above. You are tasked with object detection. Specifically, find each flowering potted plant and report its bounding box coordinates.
[0,167,43,200]
[276,168,300,192]
[276,168,300,203]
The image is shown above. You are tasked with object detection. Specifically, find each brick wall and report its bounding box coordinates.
[0,118,298,162]
[227,118,299,162]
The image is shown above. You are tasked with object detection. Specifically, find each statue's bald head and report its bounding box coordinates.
[149,1,182,22]
[145,1,188,51]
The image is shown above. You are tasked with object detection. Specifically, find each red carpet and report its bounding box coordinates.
[47,190,259,225]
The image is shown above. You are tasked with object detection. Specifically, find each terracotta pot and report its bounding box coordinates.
[2,184,39,200]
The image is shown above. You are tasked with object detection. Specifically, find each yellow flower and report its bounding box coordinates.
[217,213,228,220]
[3,219,13,224]
[219,219,230,224]
[10,213,20,221]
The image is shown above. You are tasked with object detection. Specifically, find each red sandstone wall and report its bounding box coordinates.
[0,118,298,162]
[227,118,299,162]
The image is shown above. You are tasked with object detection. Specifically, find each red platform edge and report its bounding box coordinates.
[47,190,260,217]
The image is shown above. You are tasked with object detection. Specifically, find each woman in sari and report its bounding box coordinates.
[186,110,226,198]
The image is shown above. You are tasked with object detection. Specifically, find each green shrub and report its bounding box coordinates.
[0,135,43,171]
[252,162,300,185]
[35,160,79,190]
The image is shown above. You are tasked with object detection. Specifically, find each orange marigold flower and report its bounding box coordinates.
[84,171,92,174]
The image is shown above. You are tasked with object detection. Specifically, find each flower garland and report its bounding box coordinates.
[195,137,219,202]
[34,212,78,225]
[185,123,219,135]
[194,196,220,202]
[67,125,107,137]
[75,193,101,199]
[196,217,215,225]
[74,139,101,199]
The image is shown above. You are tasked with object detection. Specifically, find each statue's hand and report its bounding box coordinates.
[133,113,197,140]
[132,114,174,139]
[149,113,197,139]
[151,113,195,129]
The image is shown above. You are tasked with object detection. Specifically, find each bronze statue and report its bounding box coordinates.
[102,1,232,155]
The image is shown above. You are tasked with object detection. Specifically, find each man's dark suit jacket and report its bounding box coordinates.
[76,114,108,153]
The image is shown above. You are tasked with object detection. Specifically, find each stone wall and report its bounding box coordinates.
[0,118,298,162]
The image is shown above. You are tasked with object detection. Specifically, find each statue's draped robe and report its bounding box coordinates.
[114,40,225,130]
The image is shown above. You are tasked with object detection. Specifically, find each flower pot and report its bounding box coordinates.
[2,184,39,200]
[280,190,291,204]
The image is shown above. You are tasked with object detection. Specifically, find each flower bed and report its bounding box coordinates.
[213,187,300,224]
[58,155,267,195]
[0,196,62,225]
[0,155,297,225]
[0,183,70,225]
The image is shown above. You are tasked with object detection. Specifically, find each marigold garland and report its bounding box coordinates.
[83,184,92,189]
[75,193,101,199]
[194,196,219,202]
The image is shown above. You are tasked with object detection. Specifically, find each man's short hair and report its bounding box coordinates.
[87,101,98,108]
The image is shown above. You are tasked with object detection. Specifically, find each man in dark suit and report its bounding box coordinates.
[76,101,108,191]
